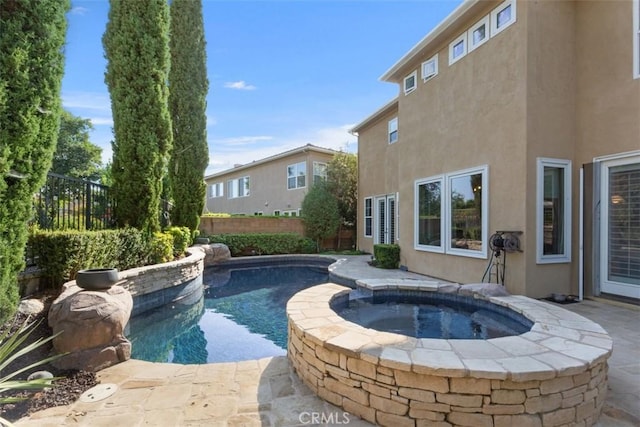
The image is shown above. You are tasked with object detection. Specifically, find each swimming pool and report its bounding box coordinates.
[125,259,330,363]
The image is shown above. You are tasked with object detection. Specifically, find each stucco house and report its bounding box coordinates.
[204,144,338,216]
[353,0,639,300]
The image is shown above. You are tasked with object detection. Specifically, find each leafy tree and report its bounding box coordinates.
[168,0,209,233]
[51,110,102,180]
[0,0,69,322]
[326,152,357,248]
[103,0,172,233]
[301,182,341,252]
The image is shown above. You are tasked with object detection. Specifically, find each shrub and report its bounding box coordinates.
[165,226,192,258]
[147,232,174,264]
[209,233,315,256]
[373,244,400,269]
[29,228,154,288]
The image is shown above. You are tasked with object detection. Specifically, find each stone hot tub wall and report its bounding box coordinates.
[287,283,613,427]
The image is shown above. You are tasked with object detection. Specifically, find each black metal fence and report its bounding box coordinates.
[32,172,115,231]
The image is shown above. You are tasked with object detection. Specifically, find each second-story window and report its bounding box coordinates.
[209,182,223,198]
[313,162,327,185]
[422,54,438,82]
[388,117,398,144]
[228,176,250,198]
[287,161,306,189]
[404,71,417,95]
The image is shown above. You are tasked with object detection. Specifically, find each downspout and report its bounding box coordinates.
[579,167,584,301]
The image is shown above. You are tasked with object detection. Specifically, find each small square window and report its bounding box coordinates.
[404,71,417,95]
[388,117,398,144]
[448,33,467,65]
[422,54,438,82]
[491,0,516,37]
[468,15,490,53]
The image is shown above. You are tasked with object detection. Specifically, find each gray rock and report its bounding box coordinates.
[18,299,45,316]
[27,370,54,381]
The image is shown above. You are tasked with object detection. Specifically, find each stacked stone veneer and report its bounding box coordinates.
[287,283,613,427]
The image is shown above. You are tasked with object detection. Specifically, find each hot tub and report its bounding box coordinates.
[286,280,612,427]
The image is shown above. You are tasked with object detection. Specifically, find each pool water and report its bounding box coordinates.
[335,292,532,339]
[126,264,329,363]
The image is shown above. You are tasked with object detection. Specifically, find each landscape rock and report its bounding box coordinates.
[18,298,45,316]
[48,284,133,372]
[199,243,231,266]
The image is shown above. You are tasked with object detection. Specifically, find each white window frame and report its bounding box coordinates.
[287,161,306,190]
[273,210,281,216]
[414,166,489,259]
[388,117,398,144]
[209,182,223,198]
[468,15,490,53]
[227,176,250,199]
[491,0,517,38]
[634,0,639,79]
[536,158,572,264]
[313,161,327,184]
[448,32,467,65]
[421,54,438,82]
[414,175,445,253]
[364,197,373,238]
[403,70,417,95]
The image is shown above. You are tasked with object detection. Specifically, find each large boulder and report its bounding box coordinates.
[48,283,133,372]
[198,243,231,266]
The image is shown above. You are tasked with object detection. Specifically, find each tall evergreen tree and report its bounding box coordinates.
[0,0,69,322]
[168,0,209,232]
[103,0,172,233]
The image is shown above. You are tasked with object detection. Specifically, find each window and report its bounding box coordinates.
[448,33,467,65]
[415,177,444,252]
[254,211,263,216]
[287,161,306,189]
[273,210,281,216]
[491,0,516,37]
[283,210,298,217]
[448,167,487,257]
[404,71,417,94]
[388,117,398,144]
[634,0,639,78]
[536,158,571,263]
[227,176,250,198]
[313,162,327,185]
[414,166,488,258]
[468,15,490,52]
[209,182,223,198]
[422,54,438,82]
[364,197,373,237]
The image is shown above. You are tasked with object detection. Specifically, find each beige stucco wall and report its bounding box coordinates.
[357,0,638,298]
[205,150,335,215]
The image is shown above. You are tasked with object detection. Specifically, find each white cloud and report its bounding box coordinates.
[69,6,89,15]
[223,81,257,91]
[89,117,114,126]
[62,91,111,113]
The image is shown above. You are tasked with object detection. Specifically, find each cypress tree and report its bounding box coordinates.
[168,0,209,232]
[0,0,69,322]
[103,0,172,233]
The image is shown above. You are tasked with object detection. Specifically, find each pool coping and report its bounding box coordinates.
[287,281,613,381]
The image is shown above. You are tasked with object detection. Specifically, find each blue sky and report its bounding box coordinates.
[61,0,462,175]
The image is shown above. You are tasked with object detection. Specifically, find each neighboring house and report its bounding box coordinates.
[204,144,338,216]
[352,0,639,299]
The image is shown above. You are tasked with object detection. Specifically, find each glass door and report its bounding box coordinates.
[600,155,640,299]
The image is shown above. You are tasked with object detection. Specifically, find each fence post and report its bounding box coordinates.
[85,181,92,230]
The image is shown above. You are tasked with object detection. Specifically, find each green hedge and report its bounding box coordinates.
[29,226,191,288]
[373,244,400,269]
[208,233,315,256]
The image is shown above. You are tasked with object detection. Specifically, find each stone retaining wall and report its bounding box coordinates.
[287,284,613,427]
[119,247,206,316]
